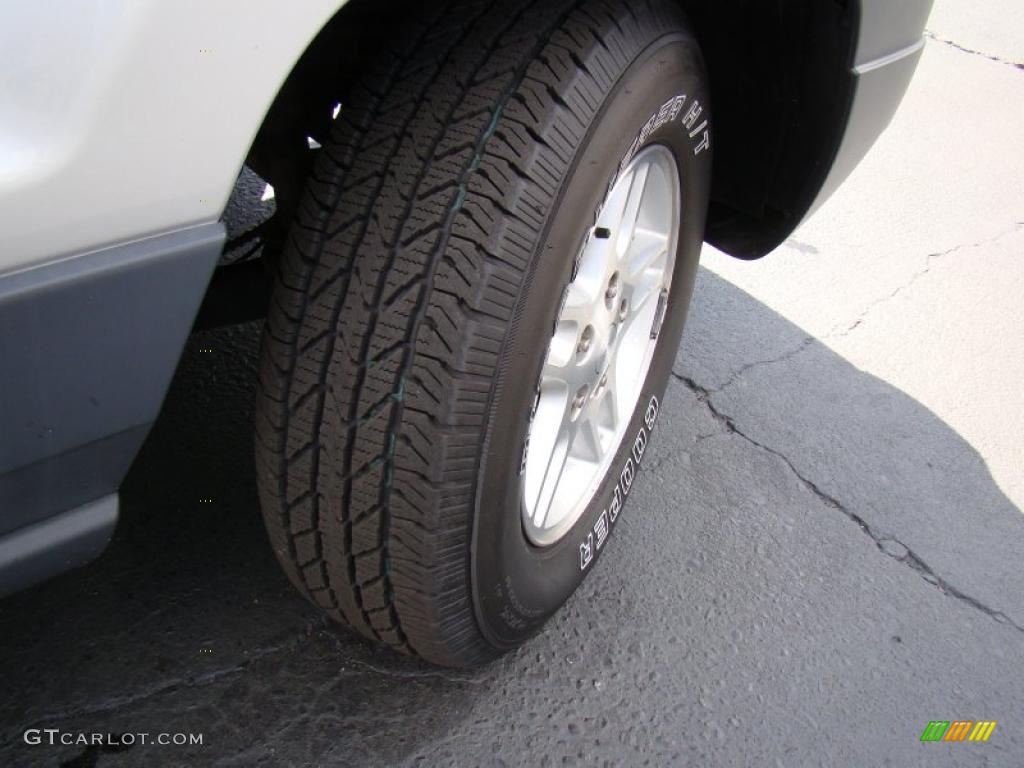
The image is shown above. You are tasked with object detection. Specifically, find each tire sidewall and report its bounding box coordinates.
[471,33,713,649]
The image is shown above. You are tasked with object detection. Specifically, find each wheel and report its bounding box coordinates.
[255,0,712,667]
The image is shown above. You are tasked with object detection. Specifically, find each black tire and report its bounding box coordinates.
[255,0,712,667]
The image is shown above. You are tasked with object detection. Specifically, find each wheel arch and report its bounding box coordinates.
[242,0,419,242]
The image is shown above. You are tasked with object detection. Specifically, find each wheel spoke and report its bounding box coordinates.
[600,365,621,433]
[620,277,660,330]
[544,319,580,370]
[571,406,603,463]
[566,236,616,314]
[624,227,669,277]
[523,379,567,519]
[533,432,570,529]
[543,358,592,399]
[615,160,652,260]
[597,165,636,235]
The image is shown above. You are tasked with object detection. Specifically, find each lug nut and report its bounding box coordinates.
[602,274,618,303]
[571,385,589,418]
[577,326,594,358]
[605,272,620,308]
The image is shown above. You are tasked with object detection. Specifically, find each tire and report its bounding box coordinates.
[255,0,712,667]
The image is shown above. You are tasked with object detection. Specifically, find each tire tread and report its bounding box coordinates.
[256,0,689,665]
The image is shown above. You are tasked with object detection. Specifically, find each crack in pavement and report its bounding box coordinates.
[702,336,817,394]
[679,222,1024,394]
[1,617,329,745]
[926,30,1024,70]
[827,222,1024,340]
[672,372,1024,636]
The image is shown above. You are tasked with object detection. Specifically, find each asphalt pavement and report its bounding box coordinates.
[1,5,1022,766]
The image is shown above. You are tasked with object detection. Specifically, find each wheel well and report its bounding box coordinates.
[244,0,859,265]
[682,0,859,258]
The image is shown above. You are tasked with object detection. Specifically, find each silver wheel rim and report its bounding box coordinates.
[521,145,681,547]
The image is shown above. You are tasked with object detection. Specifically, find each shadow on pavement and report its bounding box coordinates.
[1,266,1021,767]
